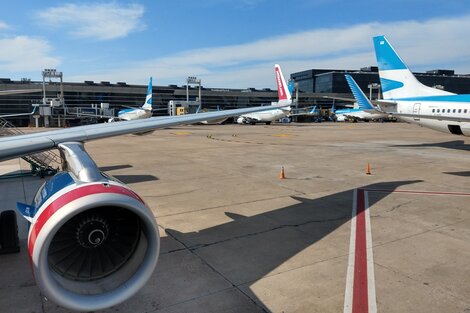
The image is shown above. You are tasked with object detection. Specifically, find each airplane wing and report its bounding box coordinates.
[0,104,286,161]
[0,88,42,96]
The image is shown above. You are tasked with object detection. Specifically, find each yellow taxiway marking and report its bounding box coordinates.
[271,133,295,137]
[172,131,192,135]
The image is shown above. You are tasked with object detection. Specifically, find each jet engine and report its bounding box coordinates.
[19,142,160,312]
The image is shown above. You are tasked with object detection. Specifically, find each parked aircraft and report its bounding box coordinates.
[333,75,388,122]
[0,103,287,312]
[371,35,470,135]
[109,77,154,122]
[237,64,292,125]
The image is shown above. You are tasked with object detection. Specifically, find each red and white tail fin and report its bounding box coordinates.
[274,64,292,106]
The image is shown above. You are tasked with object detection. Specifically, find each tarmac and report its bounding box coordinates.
[1,122,470,313]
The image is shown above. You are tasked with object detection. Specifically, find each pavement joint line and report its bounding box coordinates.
[163,226,269,313]
[156,193,306,218]
[370,216,470,251]
[373,262,470,304]
[147,286,235,313]
[236,252,350,289]
[174,215,350,252]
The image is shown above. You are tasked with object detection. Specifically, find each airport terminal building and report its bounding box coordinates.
[1,66,470,126]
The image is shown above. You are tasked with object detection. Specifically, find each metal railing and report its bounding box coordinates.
[0,118,60,177]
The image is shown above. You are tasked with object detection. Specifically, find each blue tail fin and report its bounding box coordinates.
[344,75,374,110]
[142,77,153,110]
[288,80,295,95]
[372,36,452,99]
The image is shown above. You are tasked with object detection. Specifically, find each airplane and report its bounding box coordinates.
[370,35,470,136]
[0,103,287,312]
[109,77,154,122]
[332,75,388,122]
[237,64,292,125]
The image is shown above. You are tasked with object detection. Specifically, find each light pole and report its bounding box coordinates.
[186,76,201,105]
[368,83,380,100]
[42,68,64,127]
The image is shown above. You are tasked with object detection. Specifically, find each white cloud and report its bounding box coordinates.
[0,36,60,72]
[68,14,470,88]
[36,3,145,40]
[0,21,9,30]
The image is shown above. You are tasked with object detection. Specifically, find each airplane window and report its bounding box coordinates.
[432,109,435,113]
[453,109,456,113]
[465,109,468,113]
[437,109,440,113]
[448,109,451,113]
[458,109,462,113]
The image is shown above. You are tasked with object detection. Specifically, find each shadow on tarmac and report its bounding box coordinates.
[164,179,421,311]
[391,140,470,151]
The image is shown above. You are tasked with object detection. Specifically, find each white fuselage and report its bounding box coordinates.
[393,99,470,136]
[237,108,290,124]
[335,109,386,122]
[118,108,152,121]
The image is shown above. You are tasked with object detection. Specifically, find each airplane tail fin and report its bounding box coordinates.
[141,77,153,110]
[274,64,292,106]
[344,75,375,110]
[288,80,295,95]
[373,36,453,99]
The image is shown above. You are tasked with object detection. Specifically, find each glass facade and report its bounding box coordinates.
[0,80,280,126]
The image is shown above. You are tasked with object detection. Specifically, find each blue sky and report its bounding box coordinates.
[1,1,470,88]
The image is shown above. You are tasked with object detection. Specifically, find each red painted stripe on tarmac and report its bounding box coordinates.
[365,188,470,197]
[353,189,368,313]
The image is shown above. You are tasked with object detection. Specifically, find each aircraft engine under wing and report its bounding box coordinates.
[17,142,159,311]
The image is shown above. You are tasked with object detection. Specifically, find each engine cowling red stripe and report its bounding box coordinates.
[28,183,145,257]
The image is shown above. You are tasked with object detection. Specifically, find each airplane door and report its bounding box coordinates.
[413,103,421,121]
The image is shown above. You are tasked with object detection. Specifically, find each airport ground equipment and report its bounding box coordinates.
[0,117,59,178]
[0,210,20,254]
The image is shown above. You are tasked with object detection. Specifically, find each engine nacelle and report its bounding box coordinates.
[17,142,160,312]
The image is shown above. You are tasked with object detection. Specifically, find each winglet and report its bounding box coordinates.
[274,64,292,106]
[142,77,153,110]
[344,75,374,110]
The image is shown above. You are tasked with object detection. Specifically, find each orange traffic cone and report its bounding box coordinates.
[366,163,371,175]
[279,166,286,179]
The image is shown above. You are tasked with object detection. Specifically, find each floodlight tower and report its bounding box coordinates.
[186,76,202,105]
[368,82,381,100]
[42,69,65,126]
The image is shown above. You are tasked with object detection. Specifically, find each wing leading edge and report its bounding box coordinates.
[0,105,286,162]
